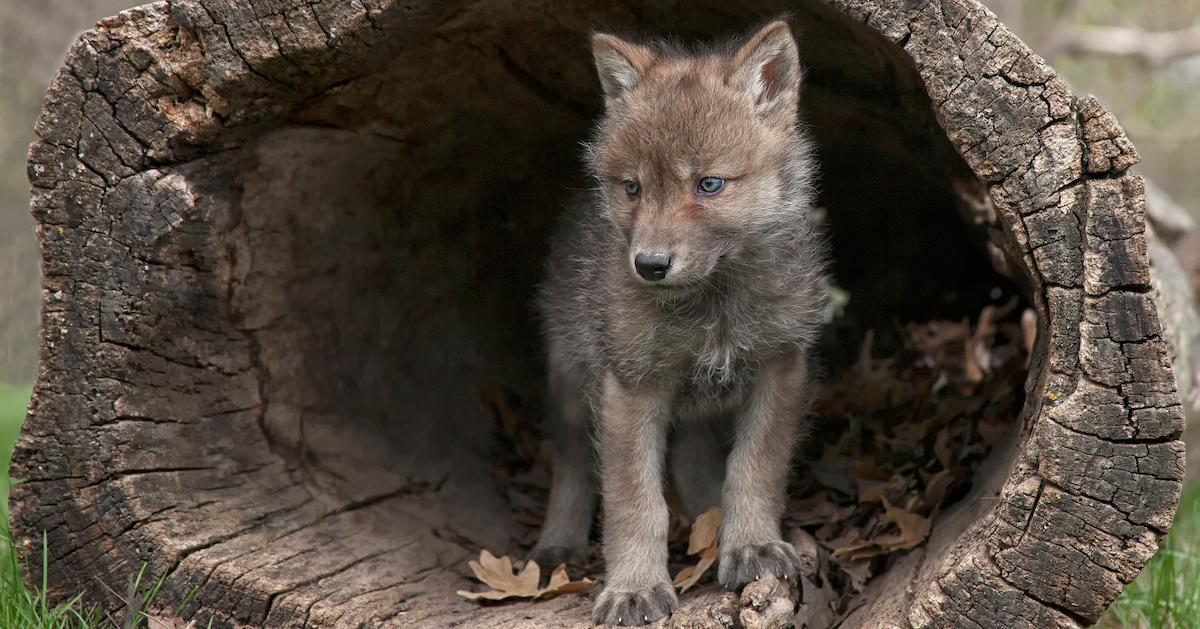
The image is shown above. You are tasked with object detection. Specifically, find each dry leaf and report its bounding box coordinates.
[479,383,521,439]
[794,574,839,628]
[976,418,1007,448]
[479,382,540,463]
[830,500,931,560]
[922,468,955,509]
[673,507,720,592]
[855,474,906,506]
[828,533,886,561]
[908,320,969,357]
[964,305,998,383]
[933,425,959,473]
[543,564,596,596]
[457,550,594,601]
[833,558,872,593]
[673,545,718,593]
[789,491,852,527]
[687,506,721,555]
[874,498,931,552]
[457,550,540,600]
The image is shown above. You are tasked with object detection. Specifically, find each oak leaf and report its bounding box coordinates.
[456,550,594,601]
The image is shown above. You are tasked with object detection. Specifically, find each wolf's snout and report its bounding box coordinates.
[634,252,672,281]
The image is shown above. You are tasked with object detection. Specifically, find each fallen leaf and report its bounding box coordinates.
[479,382,540,463]
[687,506,721,555]
[794,573,839,628]
[874,498,931,552]
[964,306,996,384]
[789,491,852,527]
[673,545,718,593]
[542,564,596,597]
[830,500,931,560]
[855,474,906,506]
[976,418,1008,448]
[828,533,886,561]
[933,424,964,475]
[908,320,969,359]
[457,550,594,601]
[674,507,721,592]
[833,557,872,593]
[922,468,955,509]
[511,510,544,527]
[457,550,540,600]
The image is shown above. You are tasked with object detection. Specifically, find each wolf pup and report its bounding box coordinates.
[533,20,827,626]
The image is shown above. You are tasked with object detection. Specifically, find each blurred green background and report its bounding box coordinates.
[0,0,1197,626]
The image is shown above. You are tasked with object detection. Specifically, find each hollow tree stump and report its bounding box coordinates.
[12,0,1185,627]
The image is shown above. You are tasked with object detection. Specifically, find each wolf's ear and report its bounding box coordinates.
[592,33,656,107]
[728,21,801,118]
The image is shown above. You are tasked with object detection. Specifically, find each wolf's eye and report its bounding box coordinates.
[697,176,726,195]
[624,180,640,197]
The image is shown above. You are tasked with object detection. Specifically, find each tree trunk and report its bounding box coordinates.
[11,0,1186,627]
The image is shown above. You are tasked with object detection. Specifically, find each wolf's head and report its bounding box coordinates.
[586,20,815,293]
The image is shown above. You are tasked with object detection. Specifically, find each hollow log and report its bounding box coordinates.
[11,0,1186,627]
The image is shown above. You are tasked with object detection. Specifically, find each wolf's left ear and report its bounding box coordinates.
[728,21,801,118]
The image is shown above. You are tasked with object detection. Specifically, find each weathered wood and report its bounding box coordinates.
[11,0,1184,627]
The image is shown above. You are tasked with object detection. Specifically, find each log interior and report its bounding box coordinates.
[11,0,1180,627]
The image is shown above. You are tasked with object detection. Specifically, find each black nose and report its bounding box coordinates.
[634,252,672,281]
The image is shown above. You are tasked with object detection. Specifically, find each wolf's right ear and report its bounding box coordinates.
[592,33,655,107]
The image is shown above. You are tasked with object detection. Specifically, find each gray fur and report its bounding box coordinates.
[532,21,828,626]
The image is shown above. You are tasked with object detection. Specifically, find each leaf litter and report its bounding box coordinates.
[464,300,1030,626]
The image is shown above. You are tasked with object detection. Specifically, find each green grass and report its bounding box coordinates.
[0,385,1194,626]
[0,384,30,570]
[0,384,29,522]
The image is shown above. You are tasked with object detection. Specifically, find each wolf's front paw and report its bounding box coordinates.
[529,544,588,569]
[592,582,678,626]
[718,540,801,590]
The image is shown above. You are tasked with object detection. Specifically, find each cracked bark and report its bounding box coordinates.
[11,0,1186,627]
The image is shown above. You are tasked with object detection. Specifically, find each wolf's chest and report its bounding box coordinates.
[676,372,748,420]
[672,354,756,421]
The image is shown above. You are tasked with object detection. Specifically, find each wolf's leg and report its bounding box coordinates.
[670,419,727,520]
[592,372,678,626]
[530,363,595,568]
[718,351,812,590]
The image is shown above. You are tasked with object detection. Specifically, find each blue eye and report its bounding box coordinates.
[697,176,725,195]
[624,180,640,197]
